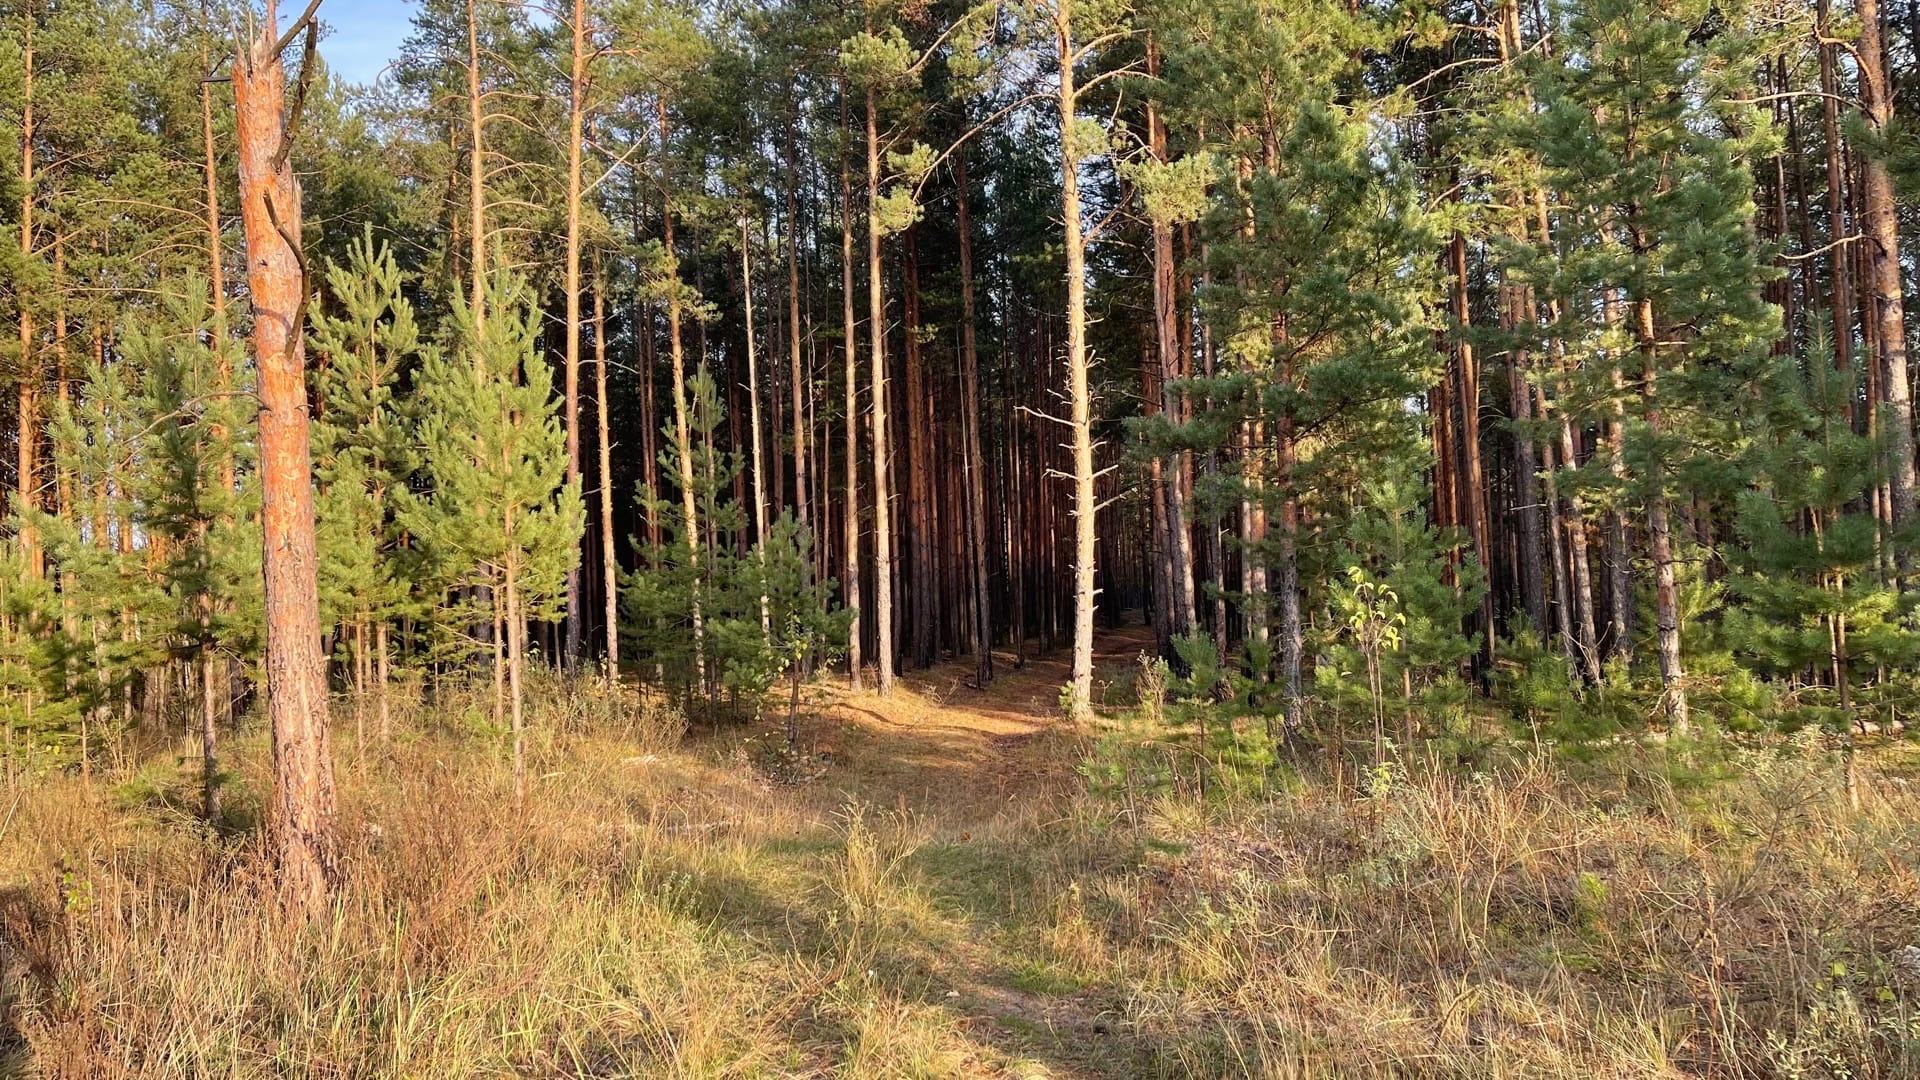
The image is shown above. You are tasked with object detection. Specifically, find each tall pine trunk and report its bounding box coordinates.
[786,116,811,584]
[1055,2,1097,721]
[594,256,619,675]
[1856,0,1916,538]
[1817,0,1854,398]
[235,6,337,918]
[1633,290,1688,732]
[15,8,36,572]
[465,0,486,319]
[741,217,771,634]
[841,95,863,691]
[560,0,588,666]
[658,101,703,689]
[1146,41,1195,644]
[956,143,992,686]
[865,85,895,695]
[903,226,933,668]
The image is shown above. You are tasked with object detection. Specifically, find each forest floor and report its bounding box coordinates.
[6,624,1920,1077]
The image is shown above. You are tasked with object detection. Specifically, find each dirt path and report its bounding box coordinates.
[761,625,1163,1077]
[794,624,1157,821]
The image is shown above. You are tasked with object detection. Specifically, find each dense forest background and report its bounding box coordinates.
[6,0,1920,810]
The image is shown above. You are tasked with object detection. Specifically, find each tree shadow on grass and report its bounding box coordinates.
[628,831,1180,1078]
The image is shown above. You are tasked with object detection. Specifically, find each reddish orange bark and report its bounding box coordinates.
[234,8,337,919]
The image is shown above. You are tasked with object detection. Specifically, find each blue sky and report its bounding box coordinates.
[317,0,419,86]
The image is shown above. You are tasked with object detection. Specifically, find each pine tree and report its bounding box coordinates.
[1169,18,1441,734]
[1726,332,1920,719]
[403,266,584,802]
[32,351,165,775]
[130,284,260,821]
[624,365,741,700]
[234,0,337,918]
[311,228,425,751]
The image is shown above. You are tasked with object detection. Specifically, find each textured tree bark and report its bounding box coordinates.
[234,9,337,918]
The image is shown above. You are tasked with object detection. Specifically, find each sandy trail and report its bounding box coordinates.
[793,624,1157,820]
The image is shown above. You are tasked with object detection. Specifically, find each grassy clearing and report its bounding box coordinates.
[4,648,1920,1077]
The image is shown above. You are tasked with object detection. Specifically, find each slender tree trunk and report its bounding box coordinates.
[786,115,811,581]
[741,217,771,634]
[1531,191,1602,679]
[1856,0,1916,537]
[1817,0,1855,391]
[234,7,336,918]
[492,588,505,726]
[376,620,391,741]
[465,0,487,320]
[15,7,36,571]
[594,256,619,676]
[1450,229,1494,673]
[865,86,895,695]
[560,0,589,667]
[657,101,703,688]
[1056,4,1097,721]
[1145,349,1174,653]
[1502,233,1547,634]
[202,41,226,326]
[506,550,527,803]
[1147,42,1195,643]
[1200,238,1228,658]
[1633,290,1688,731]
[353,619,368,765]
[1550,387,1601,681]
[903,226,933,667]
[839,100,864,691]
[1275,405,1303,729]
[201,640,220,822]
[1539,421,1576,670]
[956,143,992,686]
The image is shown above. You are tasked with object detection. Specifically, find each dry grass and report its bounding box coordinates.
[3,660,1920,1078]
